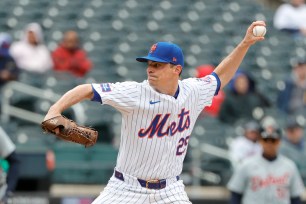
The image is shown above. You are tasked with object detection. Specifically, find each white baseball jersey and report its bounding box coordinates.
[0,127,15,158]
[227,155,305,204]
[91,74,218,180]
[229,136,262,168]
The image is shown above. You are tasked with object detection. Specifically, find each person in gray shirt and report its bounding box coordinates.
[227,126,305,204]
[280,117,306,183]
[0,126,19,201]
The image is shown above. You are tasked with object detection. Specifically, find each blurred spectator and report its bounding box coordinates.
[228,126,305,204]
[52,30,92,77]
[0,127,19,201]
[195,64,225,117]
[279,117,306,183]
[218,70,271,124]
[0,33,18,87]
[228,120,262,168]
[10,22,53,73]
[277,58,306,116]
[0,160,7,203]
[273,0,306,40]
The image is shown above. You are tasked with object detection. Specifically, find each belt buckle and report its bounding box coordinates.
[146,179,160,189]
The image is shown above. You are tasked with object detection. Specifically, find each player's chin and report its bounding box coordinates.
[148,79,158,87]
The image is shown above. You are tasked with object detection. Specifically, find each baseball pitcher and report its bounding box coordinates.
[43,21,266,203]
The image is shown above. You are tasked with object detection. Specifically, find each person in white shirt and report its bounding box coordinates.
[273,0,306,39]
[229,120,262,168]
[10,22,53,73]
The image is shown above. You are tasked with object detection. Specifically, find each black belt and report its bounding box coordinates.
[114,170,179,190]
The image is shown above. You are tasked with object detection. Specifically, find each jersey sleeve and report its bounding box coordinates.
[227,162,248,194]
[289,162,305,197]
[91,81,140,114]
[193,72,220,109]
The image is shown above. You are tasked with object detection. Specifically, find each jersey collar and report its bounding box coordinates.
[173,85,180,99]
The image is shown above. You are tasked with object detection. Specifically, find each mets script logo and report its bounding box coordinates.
[150,44,157,53]
[138,108,190,138]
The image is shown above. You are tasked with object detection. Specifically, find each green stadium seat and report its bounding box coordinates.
[51,142,118,184]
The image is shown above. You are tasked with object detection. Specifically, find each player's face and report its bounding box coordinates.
[291,0,305,7]
[27,31,38,45]
[63,31,79,50]
[245,130,260,142]
[234,75,249,94]
[146,61,179,87]
[294,63,306,81]
[259,138,280,157]
[286,127,304,144]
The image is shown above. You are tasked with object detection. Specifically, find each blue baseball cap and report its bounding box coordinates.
[136,42,184,67]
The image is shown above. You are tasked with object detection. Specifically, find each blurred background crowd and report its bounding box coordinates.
[0,0,306,203]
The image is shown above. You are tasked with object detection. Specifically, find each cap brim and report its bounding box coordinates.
[136,56,169,63]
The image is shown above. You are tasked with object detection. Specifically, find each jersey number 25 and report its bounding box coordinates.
[176,135,190,156]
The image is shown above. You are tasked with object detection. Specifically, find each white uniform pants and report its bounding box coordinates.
[92,172,191,204]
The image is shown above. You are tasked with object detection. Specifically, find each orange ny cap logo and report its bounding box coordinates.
[173,57,177,62]
[150,44,157,53]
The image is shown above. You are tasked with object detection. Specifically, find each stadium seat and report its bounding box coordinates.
[51,142,91,184]
[51,142,117,184]
[15,125,53,150]
[201,157,233,186]
[87,144,118,183]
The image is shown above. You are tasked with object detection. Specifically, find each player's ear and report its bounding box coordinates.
[174,65,182,75]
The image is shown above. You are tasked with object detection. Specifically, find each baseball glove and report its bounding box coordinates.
[41,115,98,147]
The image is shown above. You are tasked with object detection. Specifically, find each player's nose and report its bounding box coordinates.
[147,67,154,73]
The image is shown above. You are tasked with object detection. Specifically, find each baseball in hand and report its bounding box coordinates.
[252,25,266,37]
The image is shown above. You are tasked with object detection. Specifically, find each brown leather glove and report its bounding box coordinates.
[41,115,98,147]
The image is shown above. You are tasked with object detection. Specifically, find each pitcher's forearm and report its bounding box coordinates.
[47,84,93,117]
[214,41,250,89]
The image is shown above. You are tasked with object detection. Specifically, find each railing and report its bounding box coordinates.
[190,142,231,185]
[201,143,230,160]
[1,81,86,125]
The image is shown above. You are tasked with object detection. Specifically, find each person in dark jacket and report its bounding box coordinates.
[280,117,306,183]
[219,70,270,124]
[0,32,19,114]
[0,33,19,87]
[0,34,20,202]
[277,58,306,116]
